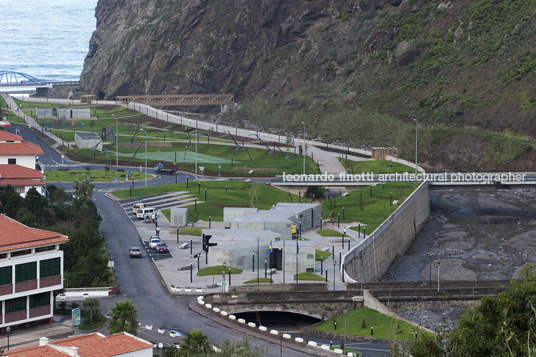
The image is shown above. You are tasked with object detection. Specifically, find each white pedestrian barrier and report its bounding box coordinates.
[295,337,304,343]
[282,334,291,339]
[334,349,344,354]
[321,344,330,350]
[197,299,204,305]
[196,289,203,293]
[220,311,228,316]
[213,307,220,313]
[238,318,246,324]
[185,288,191,293]
[205,304,212,309]
[270,330,279,335]
[145,325,153,331]
[248,322,256,328]
[228,315,236,320]
[158,329,165,335]
[259,326,267,331]
[308,341,317,347]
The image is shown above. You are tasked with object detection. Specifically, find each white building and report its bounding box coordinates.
[7,332,153,356]
[0,214,68,330]
[0,131,43,169]
[74,132,102,150]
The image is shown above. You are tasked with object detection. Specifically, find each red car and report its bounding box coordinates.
[155,242,169,253]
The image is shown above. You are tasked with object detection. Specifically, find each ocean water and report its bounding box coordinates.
[0,0,98,82]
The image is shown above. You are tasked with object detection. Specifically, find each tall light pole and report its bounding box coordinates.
[436,261,441,292]
[6,326,11,350]
[301,121,306,175]
[141,129,148,187]
[115,114,119,167]
[195,118,198,174]
[414,118,418,174]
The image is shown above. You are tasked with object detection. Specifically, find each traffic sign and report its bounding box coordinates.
[114,177,118,182]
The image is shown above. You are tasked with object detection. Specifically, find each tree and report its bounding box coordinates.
[108,300,138,335]
[179,330,210,356]
[410,267,536,356]
[83,298,100,325]
[74,176,94,201]
[218,337,266,357]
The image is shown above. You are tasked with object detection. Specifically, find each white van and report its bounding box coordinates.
[136,207,156,220]
[132,203,148,214]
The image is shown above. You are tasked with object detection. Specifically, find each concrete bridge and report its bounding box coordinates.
[203,280,511,321]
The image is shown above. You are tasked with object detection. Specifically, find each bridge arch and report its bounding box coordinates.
[0,71,47,86]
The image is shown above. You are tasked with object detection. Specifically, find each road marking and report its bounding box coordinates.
[346,345,389,352]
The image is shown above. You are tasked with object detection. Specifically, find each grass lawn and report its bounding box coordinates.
[314,307,432,341]
[323,181,420,233]
[113,181,299,222]
[197,265,242,276]
[45,169,147,182]
[168,226,202,236]
[244,278,273,284]
[315,249,332,261]
[294,272,326,281]
[339,159,414,174]
[316,228,342,237]
[49,130,75,142]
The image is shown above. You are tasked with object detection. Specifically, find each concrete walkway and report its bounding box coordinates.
[3,316,75,350]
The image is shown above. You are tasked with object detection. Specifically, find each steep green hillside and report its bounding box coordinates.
[81,0,536,171]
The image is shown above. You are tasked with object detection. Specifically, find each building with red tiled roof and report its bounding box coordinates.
[0,129,46,196]
[7,333,153,357]
[0,215,68,331]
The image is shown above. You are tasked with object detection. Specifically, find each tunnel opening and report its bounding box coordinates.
[234,311,321,333]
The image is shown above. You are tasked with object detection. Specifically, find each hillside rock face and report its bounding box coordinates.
[81,0,359,99]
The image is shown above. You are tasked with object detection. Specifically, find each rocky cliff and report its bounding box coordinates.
[81,0,536,170]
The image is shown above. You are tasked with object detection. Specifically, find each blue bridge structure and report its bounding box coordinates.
[0,71,48,86]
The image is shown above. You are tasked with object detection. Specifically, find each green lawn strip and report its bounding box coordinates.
[244,278,273,284]
[316,228,342,237]
[323,181,420,233]
[45,169,147,182]
[80,314,107,331]
[197,265,242,276]
[339,159,414,174]
[117,142,319,175]
[315,307,431,341]
[293,272,326,281]
[168,227,202,236]
[113,181,299,222]
[49,130,75,142]
[315,249,332,261]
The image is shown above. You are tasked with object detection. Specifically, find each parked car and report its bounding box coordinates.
[129,247,142,258]
[149,237,161,249]
[155,242,169,253]
[136,207,156,220]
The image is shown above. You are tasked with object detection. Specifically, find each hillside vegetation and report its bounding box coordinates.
[81,0,536,171]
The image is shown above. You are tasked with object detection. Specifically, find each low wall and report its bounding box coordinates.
[343,181,429,283]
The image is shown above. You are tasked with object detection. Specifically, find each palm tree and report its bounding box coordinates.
[179,330,210,356]
[83,298,100,325]
[74,176,94,201]
[108,300,138,335]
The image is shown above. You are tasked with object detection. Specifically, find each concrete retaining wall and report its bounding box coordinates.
[343,181,429,283]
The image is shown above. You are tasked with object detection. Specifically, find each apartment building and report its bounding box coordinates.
[0,214,68,330]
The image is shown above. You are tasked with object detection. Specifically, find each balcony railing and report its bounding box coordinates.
[30,304,51,318]
[5,310,26,323]
[40,275,61,288]
[15,279,37,293]
[0,284,13,296]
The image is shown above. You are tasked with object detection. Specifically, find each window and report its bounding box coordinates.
[0,253,6,259]
[15,262,36,283]
[30,292,50,308]
[7,158,16,165]
[40,258,60,278]
[6,297,26,313]
[36,245,56,253]
[11,249,31,257]
[0,266,12,285]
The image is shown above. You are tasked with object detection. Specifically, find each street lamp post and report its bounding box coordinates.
[436,261,441,292]
[414,118,418,174]
[141,129,148,187]
[333,259,336,291]
[301,121,306,175]
[6,326,11,351]
[343,310,348,351]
